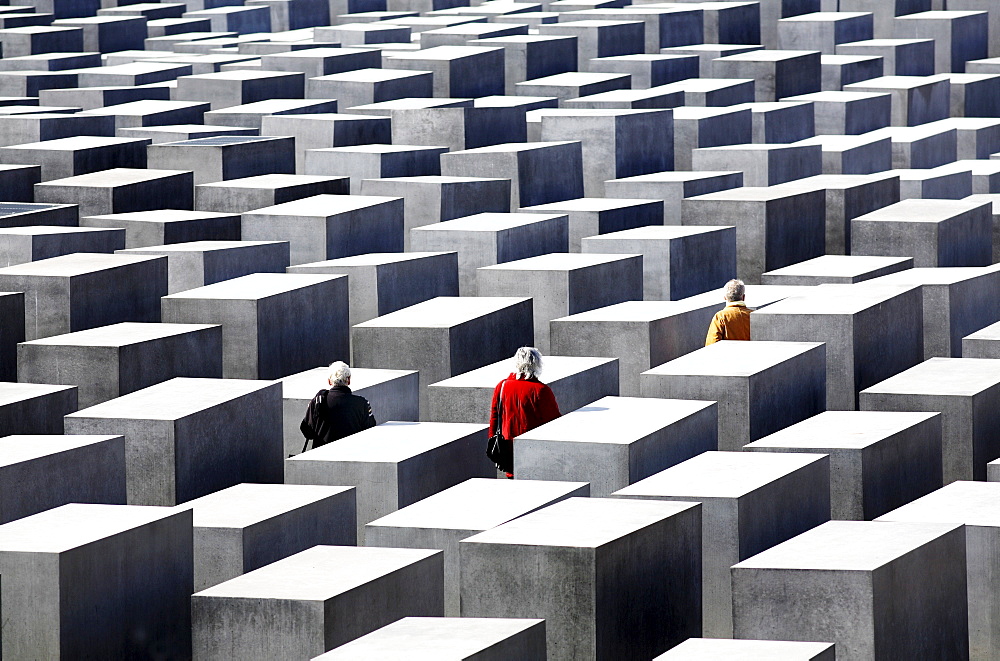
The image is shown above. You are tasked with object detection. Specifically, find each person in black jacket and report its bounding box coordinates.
[299,361,376,452]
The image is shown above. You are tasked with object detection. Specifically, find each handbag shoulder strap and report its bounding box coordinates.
[496,379,507,427]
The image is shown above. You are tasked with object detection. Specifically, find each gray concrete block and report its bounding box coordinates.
[614,451,830,638]
[0,135,150,181]
[732,520,968,660]
[260,113,390,169]
[65,377,282,504]
[0,163,40,200]
[748,410,942,520]
[860,357,1000,482]
[672,106,753,170]
[778,11,873,53]
[426,354,618,424]
[0,504,193,659]
[692,143,822,187]
[82,209,240,248]
[460,497,702,661]
[820,53,883,90]
[18,322,222,407]
[761,255,914,284]
[519,197,661,252]
[604,170,742,225]
[195,173,350,214]
[307,67,433,107]
[0,225,123,267]
[33,168,194,217]
[655,639,835,660]
[366,478,588,615]
[836,37,935,75]
[203,98,339,129]
[894,10,987,73]
[192,546,443,660]
[161,272,348,379]
[963,320,1000,358]
[783,90,891,135]
[174,69,305,110]
[279,366,418,457]
[794,134,893,176]
[641,340,827,451]
[845,75,950,126]
[469,35,578,94]
[147,135,295,185]
[712,49,821,101]
[0,382,77,435]
[304,144,448,191]
[383,45,505,97]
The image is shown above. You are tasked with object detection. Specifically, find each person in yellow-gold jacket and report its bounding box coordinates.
[705,279,751,345]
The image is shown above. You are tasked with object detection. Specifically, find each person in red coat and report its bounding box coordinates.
[488,347,561,478]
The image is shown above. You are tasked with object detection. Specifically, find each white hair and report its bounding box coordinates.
[327,361,351,386]
[723,279,745,302]
[514,347,543,380]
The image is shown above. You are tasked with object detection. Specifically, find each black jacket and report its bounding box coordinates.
[299,385,377,449]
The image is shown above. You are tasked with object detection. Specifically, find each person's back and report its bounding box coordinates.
[299,362,376,451]
[706,278,751,345]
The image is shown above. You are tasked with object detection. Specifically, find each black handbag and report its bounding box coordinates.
[487,381,513,474]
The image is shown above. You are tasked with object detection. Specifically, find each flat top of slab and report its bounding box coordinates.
[177,483,354,528]
[367,477,588,531]
[732,520,962,571]
[0,252,160,277]
[517,395,715,444]
[583,225,730,242]
[751,283,916,315]
[291,252,449,269]
[613,451,827,499]
[280,366,418,401]
[863,198,989,223]
[196,173,346,189]
[430,355,616,389]
[80,100,207,116]
[206,99,337,114]
[162,272,342,301]
[657,638,836,659]
[311,144,444,154]
[264,112,382,124]
[193,545,440,600]
[384,45,501,60]
[462,496,698,548]
[746,411,939,451]
[22,322,218,347]
[478,252,640,272]
[681,284,816,310]
[120,240,283,255]
[414,212,565,233]
[245,194,400,217]
[287,421,486,463]
[608,170,741,184]
[875,480,1000,527]
[861,357,1000,396]
[964,319,1000,340]
[37,168,188,187]
[0,434,120,468]
[521,197,659,212]
[85,209,237,223]
[553,299,716,323]
[697,143,813,154]
[0,504,183,553]
[354,296,529,328]
[1,136,148,151]
[846,75,944,90]
[864,266,991,286]
[159,135,284,147]
[784,90,891,103]
[0,225,115,237]
[686,186,816,202]
[0,382,76,406]
[646,340,823,377]
[762,255,912,278]
[796,133,888,150]
[448,140,576,155]
[65,377,274,421]
[180,69,300,81]
[316,618,545,660]
[312,68,431,83]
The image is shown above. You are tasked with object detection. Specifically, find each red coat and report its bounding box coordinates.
[488,373,561,442]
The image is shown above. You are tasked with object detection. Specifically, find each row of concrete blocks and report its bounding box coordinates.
[3,439,1000,659]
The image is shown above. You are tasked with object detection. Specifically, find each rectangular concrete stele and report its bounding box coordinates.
[195,173,351,214]
[875,480,1000,660]
[732,520,969,661]
[439,141,584,210]
[863,125,958,170]
[366,477,589,615]
[691,143,822,187]
[192,546,444,660]
[746,410,942,520]
[0,382,77,436]
[161,273,349,380]
[426,355,619,424]
[304,143,448,191]
[316,617,546,660]
[0,290,24,381]
[203,98,340,129]
[285,421,493,541]
[352,296,533,417]
[0,434,126,523]
[751,283,924,410]
[241,194,404,266]
[17,322,223,407]
[603,171,744,225]
[146,135,296,185]
[0,504,193,660]
[286,251,458,326]
[63,377,282,506]
[964,320,1000,358]
[460,497,702,661]
[32,168,195,218]
[844,75,950,127]
[965,193,1000,262]
[860,357,1000,483]
[279,366,419,458]
[0,225,124,267]
[710,50,822,101]
[477,252,643,353]
[581,226,737,301]
[761,255,915,285]
[851,198,993,268]
[783,90,892,136]
[0,252,168,341]
[409,212,568,296]
[613,451,830,638]
[793,134,893,177]
[654,638,836,661]
[80,209,242,249]
[641,340,827,451]
[178,482,357,591]
[518,197,662,252]
[119,123,259,144]
[681,187,826,283]
[117,240,291,294]
[173,69,306,110]
[864,266,1000,359]
[515,395,717,496]
[0,135,150,182]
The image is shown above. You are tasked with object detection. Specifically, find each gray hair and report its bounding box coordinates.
[327,361,351,386]
[514,347,543,380]
[723,279,745,302]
